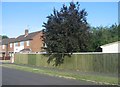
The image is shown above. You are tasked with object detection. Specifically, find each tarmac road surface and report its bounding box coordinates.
[2,67,96,85]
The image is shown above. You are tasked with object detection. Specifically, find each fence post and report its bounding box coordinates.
[75,54,78,71]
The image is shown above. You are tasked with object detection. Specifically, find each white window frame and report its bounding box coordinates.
[20,41,24,46]
[26,41,29,46]
[44,43,47,47]
[10,43,12,48]
[2,45,5,49]
[15,43,18,46]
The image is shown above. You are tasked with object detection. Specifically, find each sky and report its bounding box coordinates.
[1,2,118,38]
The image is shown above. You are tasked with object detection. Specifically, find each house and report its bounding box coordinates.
[0,38,15,59]
[14,29,44,53]
[100,41,120,53]
[0,29,44,59]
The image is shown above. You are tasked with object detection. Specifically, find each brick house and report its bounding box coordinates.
[0,29,44,59]
[14,29,44,53]
[0,38,15,59]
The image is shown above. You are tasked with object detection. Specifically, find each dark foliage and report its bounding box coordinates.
[42,2,90,66]
[2,35,9,39]
[42,2,119,66]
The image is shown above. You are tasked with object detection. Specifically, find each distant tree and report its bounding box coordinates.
[90,24,119,51]
[109,24,118,42]
[2,35,8,39]
[118,24,120,41]
[42,2,90,66]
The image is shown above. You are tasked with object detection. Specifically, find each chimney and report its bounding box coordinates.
[25,29,29,36]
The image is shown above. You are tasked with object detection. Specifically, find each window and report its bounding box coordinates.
[20,41,24,46]
[26,41,29,46]
[43,43,47,47]
[2,45,5,49]
[15,43,18,46]
[10,43,12,48]
[44,43,47,47]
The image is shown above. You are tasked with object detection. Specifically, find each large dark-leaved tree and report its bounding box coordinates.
[42,2,90,66]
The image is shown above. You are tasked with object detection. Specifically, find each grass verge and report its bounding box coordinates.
[2,63,118,85]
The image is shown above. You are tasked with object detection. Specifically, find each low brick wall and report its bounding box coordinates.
[0,56,10,60]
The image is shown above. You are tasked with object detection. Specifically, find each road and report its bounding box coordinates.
[2,67,96,85]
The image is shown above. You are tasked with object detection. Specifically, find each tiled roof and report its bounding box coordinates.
[2,38,16,45]
[19,48,31,52]
[15,31,41,42]
[1,30,42,45]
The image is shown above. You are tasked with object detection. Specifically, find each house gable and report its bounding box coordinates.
[30,32,44,52]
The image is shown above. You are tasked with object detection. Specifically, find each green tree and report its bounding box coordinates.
[118,24,120,41]
[2,35,8,39]
[90,24,119,51]
[42,2,90,66]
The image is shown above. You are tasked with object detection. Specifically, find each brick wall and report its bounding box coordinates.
[8,43,14,52]
[31,32,44,52]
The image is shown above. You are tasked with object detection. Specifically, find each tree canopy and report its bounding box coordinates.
[90,24,119,51]
[42,2,91,66]
[42,2,119,66]
[2,35,9,39]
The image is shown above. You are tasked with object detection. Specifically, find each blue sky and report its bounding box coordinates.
[2,2,118,38]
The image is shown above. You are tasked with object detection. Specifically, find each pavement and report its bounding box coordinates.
[2,67,97,85]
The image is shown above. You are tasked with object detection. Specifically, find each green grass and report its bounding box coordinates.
[2,63,118,85]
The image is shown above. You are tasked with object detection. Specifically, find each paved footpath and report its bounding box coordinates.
[2,67,97,85]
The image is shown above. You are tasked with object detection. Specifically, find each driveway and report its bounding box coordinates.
[2,67,97,85]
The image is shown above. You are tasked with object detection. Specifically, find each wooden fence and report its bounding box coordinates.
[14,53,119,74]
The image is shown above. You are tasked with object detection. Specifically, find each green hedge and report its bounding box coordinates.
[14,53,118,74]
